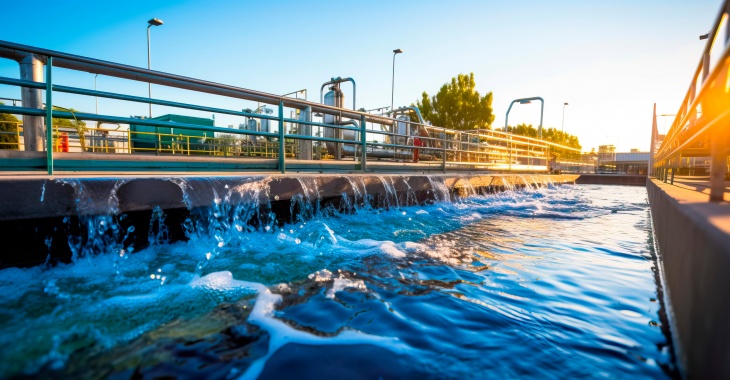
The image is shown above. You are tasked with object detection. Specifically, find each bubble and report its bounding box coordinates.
[157,268,162,273]
[402,211,407,215]
[150,274,155,279]
[295,238,301,244]
[264,226,271,231]
[218,242,225,248]
[128,226,135,233]
[274,195,280,201]
[289,229,294,234]
[156,275,161,280]
[206,252,212,260]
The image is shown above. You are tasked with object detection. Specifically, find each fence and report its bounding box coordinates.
[0,40,582,174]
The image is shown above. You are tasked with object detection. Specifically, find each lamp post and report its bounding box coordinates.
[391,48,403,112]
[147,18,163,118]
[561,102,568,133]
[505,97,545,171]
[505,97,544,138]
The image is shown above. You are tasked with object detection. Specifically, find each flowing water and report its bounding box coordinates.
[0,183,675,379]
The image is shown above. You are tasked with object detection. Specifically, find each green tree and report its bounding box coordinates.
[0,102,20,149]
[416,73,495,130]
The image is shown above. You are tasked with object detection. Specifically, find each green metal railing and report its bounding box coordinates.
[0,40,582,175]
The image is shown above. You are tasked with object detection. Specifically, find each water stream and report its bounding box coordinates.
[0,181,675,379]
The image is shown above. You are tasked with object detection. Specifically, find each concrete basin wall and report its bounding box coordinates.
[0,174,577,268]
[647,178,730,378]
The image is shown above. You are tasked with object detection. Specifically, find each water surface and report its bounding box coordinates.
[0,183,674,379]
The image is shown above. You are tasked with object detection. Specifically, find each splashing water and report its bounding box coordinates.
[0,184,674,378]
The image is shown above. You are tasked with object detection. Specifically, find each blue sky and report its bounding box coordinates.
[0,0,721,151]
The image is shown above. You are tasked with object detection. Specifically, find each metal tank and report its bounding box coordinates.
[240,117,259,146]
[323,86,344,159]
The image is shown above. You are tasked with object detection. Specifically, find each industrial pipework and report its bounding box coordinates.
[320,77,356,110]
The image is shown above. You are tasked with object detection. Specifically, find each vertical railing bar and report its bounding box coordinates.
[360,114,367,172]
[442,127,447,173]
[278,100,285,173]
[45,56,53,175]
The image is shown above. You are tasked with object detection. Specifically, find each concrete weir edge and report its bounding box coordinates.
[0,173,578,268]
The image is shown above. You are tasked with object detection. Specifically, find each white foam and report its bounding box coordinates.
[240,285,408,380]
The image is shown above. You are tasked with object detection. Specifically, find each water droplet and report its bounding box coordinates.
[408,218,412,221]
[206,252,212,260]
[402,211,406,215]
[289,229,294,234]
[150,274,155,279]
[128,226,135,233]
[218,242,225,248]
[265,226,271,231]
[274,195,280,201]
[156,275,161,280]
[295,238,301,244]
[157,268,162,273]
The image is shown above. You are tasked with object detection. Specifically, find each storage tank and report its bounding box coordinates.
[396,115,410,145]
[323,87,344,158]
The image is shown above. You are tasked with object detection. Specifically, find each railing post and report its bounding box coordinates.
[278,100,285,173]
[442,128,447,173]
[45,56,53,175]
[360,114,367,172]
[671,166,675,185]
[508,137,512,172]
[709,133,727,201]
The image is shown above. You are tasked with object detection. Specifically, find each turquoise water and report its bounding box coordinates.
[0,183,675,378]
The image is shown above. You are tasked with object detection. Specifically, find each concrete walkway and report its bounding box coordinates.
[657,175,730,202]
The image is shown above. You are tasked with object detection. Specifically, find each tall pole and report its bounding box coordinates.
[146,18,163,118]
[147,25,152,118]
[391,49,402,112]
[561,102,568,133]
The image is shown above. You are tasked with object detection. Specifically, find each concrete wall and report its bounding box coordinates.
[575,174,647,186]
[0,174,577,268]
[647,178,730,378]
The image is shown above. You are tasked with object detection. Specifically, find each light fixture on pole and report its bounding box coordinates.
[391,48,403,112]
[562,102,568,133]
[147,18,163,118]
[699,31,710,40]
[504,97,545,138]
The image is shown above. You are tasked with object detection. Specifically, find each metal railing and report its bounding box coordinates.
[0,40,582,174]
[651,0,730,200]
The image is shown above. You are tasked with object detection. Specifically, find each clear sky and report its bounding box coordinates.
[0,0,722,152]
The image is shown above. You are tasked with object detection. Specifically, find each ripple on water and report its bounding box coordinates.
[0,185,674,379]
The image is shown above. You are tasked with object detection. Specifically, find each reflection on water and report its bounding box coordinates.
[0,184,675,379]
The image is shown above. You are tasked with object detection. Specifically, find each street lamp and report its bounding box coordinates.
[561,102,568,133]
[147,18,164,118]
[391,48,403,112]
[504,97,544,138]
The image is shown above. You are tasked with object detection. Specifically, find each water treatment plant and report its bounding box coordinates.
[0,1,729,379]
